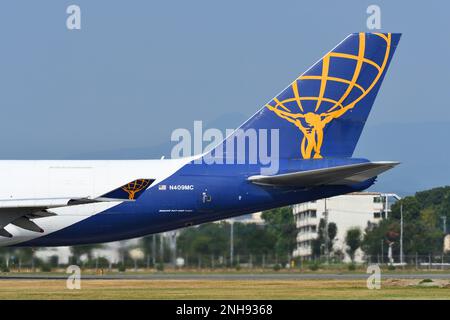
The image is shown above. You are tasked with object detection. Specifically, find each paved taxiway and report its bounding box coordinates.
[1,273,450,280]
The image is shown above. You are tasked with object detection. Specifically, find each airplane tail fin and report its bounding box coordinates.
[209,33,401,161]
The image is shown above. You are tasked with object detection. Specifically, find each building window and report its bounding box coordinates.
[373,212,381,219]
[310,210,317,218]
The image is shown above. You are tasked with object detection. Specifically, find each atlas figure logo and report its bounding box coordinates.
[267,33,392,159]
[121,179,151,200]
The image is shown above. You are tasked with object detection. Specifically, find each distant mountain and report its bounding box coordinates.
[356,122,450,196]
[70,112,247,159]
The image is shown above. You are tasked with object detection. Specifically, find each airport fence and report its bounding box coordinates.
[364,253,450,269]
[4,252,450,272]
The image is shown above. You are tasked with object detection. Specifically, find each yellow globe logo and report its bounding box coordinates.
[121,179,151,200]
[266,33,392,159]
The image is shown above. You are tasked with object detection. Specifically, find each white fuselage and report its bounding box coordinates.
[0,158,191,246]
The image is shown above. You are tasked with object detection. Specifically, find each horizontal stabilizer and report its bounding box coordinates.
[248,162,399,187]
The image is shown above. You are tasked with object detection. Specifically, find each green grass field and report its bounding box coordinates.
[1,278,450,299]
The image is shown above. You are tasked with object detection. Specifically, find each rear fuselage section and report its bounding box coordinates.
[0,157,374,246]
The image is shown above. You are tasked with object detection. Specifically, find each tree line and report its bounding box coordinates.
[362,186,450,259]
[2,186,450,271]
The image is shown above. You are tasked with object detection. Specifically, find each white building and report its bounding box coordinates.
[229,212,264,224]
[292,192,398,262]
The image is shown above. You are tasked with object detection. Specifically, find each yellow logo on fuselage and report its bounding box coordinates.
[266,33,392,159]
[122,179,150,200]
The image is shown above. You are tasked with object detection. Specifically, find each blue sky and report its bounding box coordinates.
[0,0,449,195]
